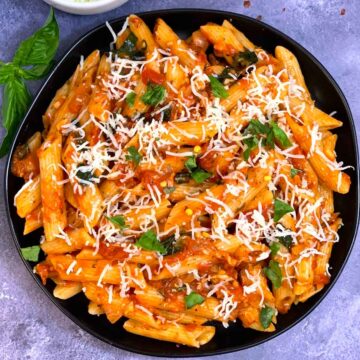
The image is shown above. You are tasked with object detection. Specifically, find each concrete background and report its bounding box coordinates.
[0,0,359,359]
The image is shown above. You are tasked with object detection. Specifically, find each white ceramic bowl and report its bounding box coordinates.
[43,0,129,15]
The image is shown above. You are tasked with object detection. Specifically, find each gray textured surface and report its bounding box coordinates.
[0,0,359,359]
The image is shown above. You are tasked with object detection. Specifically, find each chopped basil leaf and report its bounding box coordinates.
[233,50,258,68]
[269,242,281,256]
[185,291,205,309]
[135,230,166,254]
[176,285,186,292]
[126,146,142,166]
[185,156,197,171]
[125,92,136,107]
[105,215,127,230]
[21,245,40,262]
[277,235,293,250]
[264,260,282,288]
[209,75,229,99]
[273,198,294,222]
[76,166,96,183]
[163,186,176,194]
[270,121,292,148]
[161,234,183,256]
[260,305,275,329]
[174,172,191,184]
[191,168,212,184]
[162,106,172,121]
[290,168,302,178]
[217,67,235,82]
[117,31,141,59]
[141,83,166,106]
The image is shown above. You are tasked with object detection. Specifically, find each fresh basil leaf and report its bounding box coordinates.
[273,198,294,222]
[163,186,176,194]
[0,63,17,84]
[191,168,212,184]
[135,230,166,254]
[19,62,54,80]
[246,119,270,136]
[105,215,127,230]
[263,260,282,288]
[243,136,258,161]
[269,242,281,256]
[21,245,40,262]
[209,75,229,99]
[270,121,292,148]
[260,305,275,329]
[118,31,138,57]
[13,8,59,66]
[0,76,31,157]
[125,92,136,107]
[290,168,302,178]
[185,291,204,309]
[277,235,293,250]
[185,156,197,171]
[126,146,142,166]
[233,50,258,68]
[141,83,166,106]
[174,172,191,184]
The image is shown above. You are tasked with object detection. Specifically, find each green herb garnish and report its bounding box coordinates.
[125,92,136,107]
[263,260,282,288]
[185,291,205,309]
[273,198,294,222]
[161,234,183,256]
[0,8,59,157]
[126,146,142,166]
[174,172,191,184]
[269,242,281,256]
[184,156,212,184]
[209,75,229,99]
[76,166,96,183]
[21,245,41,262]
[260,305,275,329]
[105,215,127,230]
[135,230,166,254]
[141,83,166,106]
[290,168,302,178]
[233,50,258,68]
[185,156,197,171]
[117,31,144,60]
[277,235,293,250]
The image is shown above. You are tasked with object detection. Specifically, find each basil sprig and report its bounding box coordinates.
[0,8,59,157]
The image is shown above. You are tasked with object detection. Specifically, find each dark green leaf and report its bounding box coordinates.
[273,198,294,222]
[269,242,281,256]
[260,305,275,329]
[270,121,292,148]
[174,172,191,184]
[141,83,166,106]
[135,230,166,254]
[185,291,204,309]
[21,245,40,262]
[19,62,54,80]
[75,166,95,183]
[125,92,136,107]
[0,76,31,157]
[161,234,183,256]
[242,136,258,161]
[13,8,59,66]
[185,156,197,171]
[246,119,270,136]
[191,168,212,184]
[290,168,302,178]
[162,106,172,121]
[233,50,258,68]
[277,235,293,250]
[118,31,139,58]
[216,67,235,82]
[263,260,282,288]
[209,75,229,99]
[126,146,142,166]
[163,186,176,194]
[105,215,127,230]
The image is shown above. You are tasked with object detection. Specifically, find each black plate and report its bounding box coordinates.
[4,9,359,357]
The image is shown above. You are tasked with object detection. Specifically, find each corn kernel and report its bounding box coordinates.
[264,175,271,181]
[202,232,210,238]
[185,208,193,216]
[160,181,167,187]
[193,145,201,154]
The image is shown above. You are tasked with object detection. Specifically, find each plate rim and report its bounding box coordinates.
[4,8,360,357]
